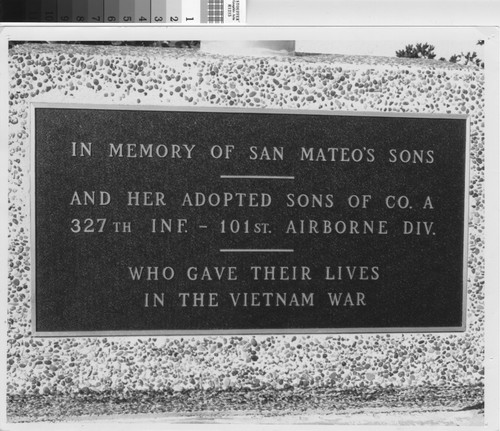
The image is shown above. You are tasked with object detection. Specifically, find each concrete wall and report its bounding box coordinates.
[7,43,484,398]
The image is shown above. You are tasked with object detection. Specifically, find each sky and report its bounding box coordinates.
[296,39,485,60]
[202,29,489,60]
[293,28,490,60]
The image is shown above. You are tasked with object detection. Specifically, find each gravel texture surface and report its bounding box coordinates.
[7,43,485,422]
[8,384,483,423]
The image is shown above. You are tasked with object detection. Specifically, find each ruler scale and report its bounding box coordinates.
[26,0,41,21]
[200,0,208,23]
[15,0,245,23]
[41,0,57,22]
[56,0,71,22]
[72,0,88,22]
[88,0,104,23]
[167,0,182,24]
[119,0,134,22]
[150,0,166,23]
[134,0,151,23]
[182,0,200,24]
[208,0,224,23]
[104,0,119,23]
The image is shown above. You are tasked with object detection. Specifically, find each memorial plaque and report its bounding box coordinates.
[32,104,468,335]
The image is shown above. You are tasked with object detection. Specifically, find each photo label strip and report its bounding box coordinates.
[20,0,245,23]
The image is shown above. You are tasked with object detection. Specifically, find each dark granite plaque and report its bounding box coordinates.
[32,105,468,335]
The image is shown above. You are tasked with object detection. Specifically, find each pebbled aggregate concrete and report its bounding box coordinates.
[7,43,485,421]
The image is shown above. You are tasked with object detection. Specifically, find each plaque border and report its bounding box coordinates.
[29,102,470,337]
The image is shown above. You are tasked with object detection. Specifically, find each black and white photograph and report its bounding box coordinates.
[1,20,498,430]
